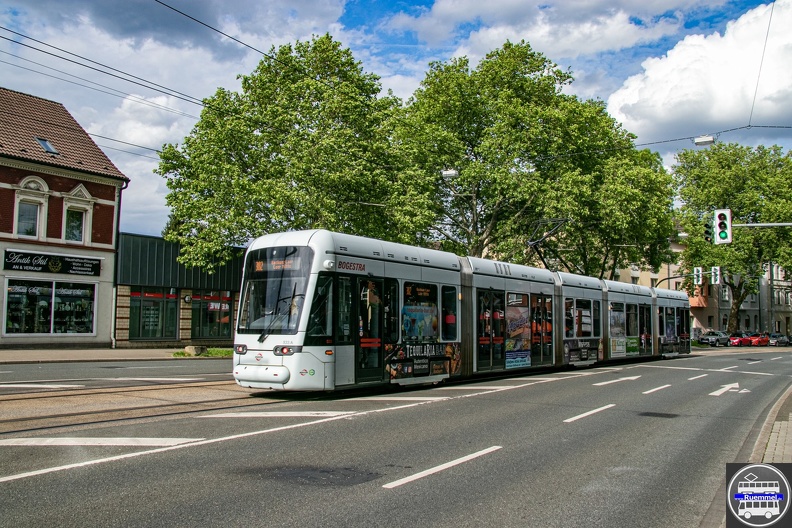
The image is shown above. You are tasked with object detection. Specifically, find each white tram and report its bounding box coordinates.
[233,230,690,391]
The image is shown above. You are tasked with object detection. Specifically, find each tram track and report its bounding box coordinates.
[0,381,281,436]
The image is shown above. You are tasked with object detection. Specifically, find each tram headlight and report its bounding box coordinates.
[273,345,302,356]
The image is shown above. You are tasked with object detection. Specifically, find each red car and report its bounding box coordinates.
[748,333,770,346]
[729,333,751,346]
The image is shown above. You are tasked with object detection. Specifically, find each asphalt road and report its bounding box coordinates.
[0,350,790,527]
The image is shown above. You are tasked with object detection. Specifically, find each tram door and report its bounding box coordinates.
[477,290,506,371]
[356,278,384,382]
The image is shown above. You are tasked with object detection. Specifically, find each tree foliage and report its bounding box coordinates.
[675,143,792,332]
[157,34,433,269]
[395,40,676,276]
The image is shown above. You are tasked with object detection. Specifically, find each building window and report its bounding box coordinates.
[16,202,39,237]
[35,137,59,154]
[4,279,95,334]
[191,290,233,338]
[129,287,178,339]
[65,209,85,242]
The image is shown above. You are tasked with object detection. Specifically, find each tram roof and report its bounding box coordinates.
[654,287,689,303]
[467,257,556,283]
[250,230,462,271]
[556,271,603,290]
[603,279,653,296]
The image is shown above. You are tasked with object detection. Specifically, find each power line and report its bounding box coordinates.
[0,53,200,119]
[749,1,775,127]
[0,28,205,107]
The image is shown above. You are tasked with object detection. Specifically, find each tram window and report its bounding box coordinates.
[610,302,625,337]
[626,304,638,337]
[441,286,457,341]
[564,299,574,338]
[576,299,595,338]
[664,307,675,337]
[403,282,439,341]
[336,276,353,344]
[383,279,399,344]
[592,300,601,338]
[306,274,332,344]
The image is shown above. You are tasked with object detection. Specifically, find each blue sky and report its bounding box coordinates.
[1,0,790,236]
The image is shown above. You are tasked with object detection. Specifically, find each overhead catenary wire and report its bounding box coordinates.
[0,5,789,169]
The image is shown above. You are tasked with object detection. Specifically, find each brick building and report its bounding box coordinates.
[0,87,129,349]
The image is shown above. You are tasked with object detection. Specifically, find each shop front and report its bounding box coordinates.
[114,233,242,349]
[2,247,113,347]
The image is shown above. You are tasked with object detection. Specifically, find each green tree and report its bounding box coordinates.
[157,34,433,269]
[395,40,676,275]
[675,143,792,332]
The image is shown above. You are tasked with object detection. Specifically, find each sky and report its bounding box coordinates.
[1,0,790,237]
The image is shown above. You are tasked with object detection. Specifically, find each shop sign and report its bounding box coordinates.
[4,250,101,277]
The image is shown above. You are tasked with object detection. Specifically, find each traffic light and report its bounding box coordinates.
[693,266,703,285]
[703,220,713,244]
[714,208,732,244]
[711,266,721,285]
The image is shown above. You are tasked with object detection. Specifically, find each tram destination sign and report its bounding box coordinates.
[4,250,101,277]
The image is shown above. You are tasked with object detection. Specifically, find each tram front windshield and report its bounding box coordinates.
[237,246,313,336]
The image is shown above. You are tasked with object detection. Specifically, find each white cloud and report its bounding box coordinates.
[608,0,792,148]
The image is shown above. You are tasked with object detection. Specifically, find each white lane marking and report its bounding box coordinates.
[592,376,641,386]
[748,361,762,365]
[637,364,773,376]
[642,384,671,394]
[710,383,741,396]
[114,378,205,382]
[771,357,783,361]
[0,370,620,484]
[688,374,708,380]
[563,404,616,423]
[0,400,433,484]
[720,366,739,371]
[0,384,85,389]
[346,396,449,401]
[205,412,353,418]
[435,385,527,390]
[382,446,502,489]
[0,438,202,447]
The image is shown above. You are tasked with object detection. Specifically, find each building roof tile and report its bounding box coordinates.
[0,86,129,182]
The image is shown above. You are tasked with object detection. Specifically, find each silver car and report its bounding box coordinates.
[769,333,789,346]
[698,330,730,347]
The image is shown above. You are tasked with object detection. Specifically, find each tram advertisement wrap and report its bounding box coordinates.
[386,343,461,380]
[564,338,599,363]
[506,305,531,369]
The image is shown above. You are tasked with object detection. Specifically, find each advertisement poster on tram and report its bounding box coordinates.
[505,305,531,368]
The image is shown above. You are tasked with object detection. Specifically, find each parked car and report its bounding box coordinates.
[698,330,730,347]
[748,333,770,346]
[729,332,751,347]
[769,333,789,346]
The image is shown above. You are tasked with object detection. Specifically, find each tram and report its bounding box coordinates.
[233,230,690,391]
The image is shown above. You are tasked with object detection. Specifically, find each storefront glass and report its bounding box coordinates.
[129,287,178,339]
[5,278,95,334]
[191,290,232,338]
